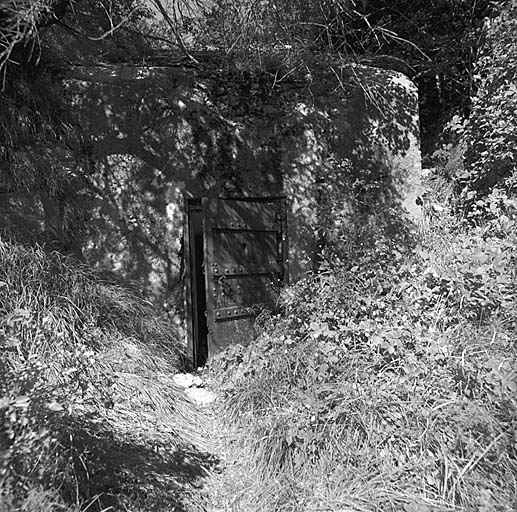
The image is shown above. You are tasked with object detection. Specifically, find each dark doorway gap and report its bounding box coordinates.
[189,207,208,367]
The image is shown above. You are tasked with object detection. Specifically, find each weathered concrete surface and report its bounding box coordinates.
[3,63,422,304]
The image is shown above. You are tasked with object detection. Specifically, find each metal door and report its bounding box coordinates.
[202,197,288,358]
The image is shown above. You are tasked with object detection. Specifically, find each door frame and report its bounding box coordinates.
[184,196,288,367]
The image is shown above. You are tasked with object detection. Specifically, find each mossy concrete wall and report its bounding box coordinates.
[3,63,422,306]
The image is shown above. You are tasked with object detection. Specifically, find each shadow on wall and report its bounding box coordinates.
[65,67,286,305]
[15,63,421,307]
[281,65,422,274]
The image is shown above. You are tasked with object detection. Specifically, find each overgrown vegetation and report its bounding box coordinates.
[0,239,192,511]
[457,1,517,216]
[210,173,517,511]
[204,9,517,508]
[2,1,517,511]
[0,0,498,258]
[188,0,489,149]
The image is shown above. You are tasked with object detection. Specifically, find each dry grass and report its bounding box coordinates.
[0,238,217,511]
[2,169,515,511]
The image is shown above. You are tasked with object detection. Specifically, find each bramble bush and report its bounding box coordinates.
[212,175,517,511]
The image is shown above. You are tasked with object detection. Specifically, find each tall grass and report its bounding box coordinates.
[211,176,517,511]
[0,238,185,511]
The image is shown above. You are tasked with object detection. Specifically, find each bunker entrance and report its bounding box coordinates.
[184,197,288,367]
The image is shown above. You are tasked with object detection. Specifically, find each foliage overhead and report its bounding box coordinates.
[0,0,502,190]
[189,0,490,148]
[0,0,515,252]
[1,2,517,510]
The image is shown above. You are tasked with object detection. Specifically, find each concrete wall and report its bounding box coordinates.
[3,63,422,307]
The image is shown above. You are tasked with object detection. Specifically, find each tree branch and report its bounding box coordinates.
[87,7,138,41]
[149,0,199,64]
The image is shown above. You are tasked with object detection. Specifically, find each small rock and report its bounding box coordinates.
[191,375,203,387]
[173,373,202,388]
[184,387,216,405]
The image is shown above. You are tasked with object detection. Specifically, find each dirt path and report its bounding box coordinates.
[73,368,224,512]
[170,374,232,512]
[165,373,254,512]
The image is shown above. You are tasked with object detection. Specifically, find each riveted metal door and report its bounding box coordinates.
[203,197,288,357]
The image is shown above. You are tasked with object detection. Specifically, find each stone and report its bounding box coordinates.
[173,373,203,388]
[4,62,422,303]
[184,387,216,405]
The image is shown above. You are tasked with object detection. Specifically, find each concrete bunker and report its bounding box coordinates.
[0,62,423,365]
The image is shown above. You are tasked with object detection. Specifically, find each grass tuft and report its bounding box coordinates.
[0,238,188,511]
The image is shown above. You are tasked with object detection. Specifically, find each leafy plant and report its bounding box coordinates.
[211,171,517,511]
[457,2,517,218]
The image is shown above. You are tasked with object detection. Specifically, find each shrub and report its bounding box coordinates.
[212,175,517,511]
[457,2,517,219]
